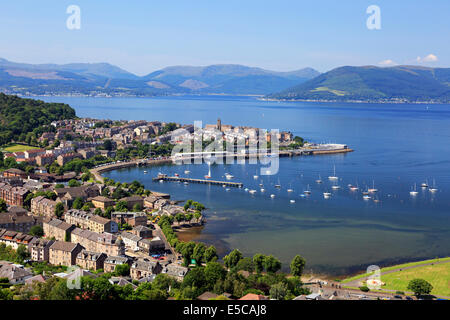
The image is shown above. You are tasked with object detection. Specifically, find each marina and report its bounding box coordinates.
[152,174,244,188]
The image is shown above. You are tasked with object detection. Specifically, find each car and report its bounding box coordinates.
[394,295,403,299]
[405,296,413,300]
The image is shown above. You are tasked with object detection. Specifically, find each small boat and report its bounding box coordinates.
[368,180,378,193]
[225,174,234,180]
[184,182,189,185]
[244,188,249,192]
[300,194,306,198]
[249,190,257,194]
[226,188,230,191]
[184,170,190,174]
[143,170,148,174]
[304,184,311,194]
[350,183,359,191]
[159,180,164,183]
[287,188,293,193]
[222,184,227,188]
[421,180,429,188]
[270,194,276,198]
[316,175,322,184]
[260,188,265,192]
[363,195,371,200]
[331,185,340,190]
[253,172,259,179]
[174,173,179,177]
[290,200,296,203]
[373,198,380,203]
[328,165,338,181]
[204,175,211,179]
[429,179,438,193]
[275,184,281,188]
[362,190,369,195]
[410,183,419,196]
[323,192,331,198]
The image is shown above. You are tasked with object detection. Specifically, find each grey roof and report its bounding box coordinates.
[121,231,142,242]
[0,263,33,281]
[105,255,131,265]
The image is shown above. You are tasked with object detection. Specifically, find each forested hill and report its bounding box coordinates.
[0,93,76,145]
[268,65,450,103]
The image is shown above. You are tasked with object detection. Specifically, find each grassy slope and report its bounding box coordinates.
[2,144,40,152]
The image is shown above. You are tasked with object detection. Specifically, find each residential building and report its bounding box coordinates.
[161,263,189,281]
[120,195,144,210]
[43,218,75,241]
[0,261,33,284]
[49,241,84,266]
[35,154,56,166]
[130,260,163,280]
[30,196,58,218]
[70,228,125,256]
[0,212,41,233]
[111,212,147,227]
[29,238,54,262]
[64,209,118,233]
[91,196,115,209]
[76,250,107,271]
[57,153,82,166]
[120,231,142,251]
[104,256,132,274]
[131,225,152,239]
[0,182,30,206]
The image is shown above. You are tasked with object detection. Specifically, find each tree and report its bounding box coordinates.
[30,225,44,237]
[114,264,130,277]
[270,282,289,300]
[54,202,65,218]
[16,244,30,263]
[263,255,281,274]
[290,255,306,277]
[68,179,81,187]
[183,267,206,290]
[93,208,103,216]
[0,199,6,212]
[407,279,433,296]
[235,257,254,272]
[115,200,128,212]
[72,197,84,210]
[132,203,143,212]
[103,139,113,151]
[253,254,265,273]
[192,243,206,264]
[223,249,243,269]
[204,262,227,290]
[204,246,218,263]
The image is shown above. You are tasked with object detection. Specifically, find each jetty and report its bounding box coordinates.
[153,174,243,188]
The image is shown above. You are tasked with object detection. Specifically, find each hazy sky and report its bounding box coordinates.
[0,0,449,75]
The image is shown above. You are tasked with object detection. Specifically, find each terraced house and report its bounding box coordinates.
[30,196,59,218]
[43,218,76,241]
[49,241,84,266]
[70,228,125,256]
[64,209,118,233]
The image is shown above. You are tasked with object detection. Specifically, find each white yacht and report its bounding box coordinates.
[368,180,378,193]
[421,180,429,188]
[328,165,338,181]
[316,175,323,184]
[429,179,438,193]
[304,185,311,195]
[323,192,331,198]
[363,195,371,200]
[290,200,296,203]
[249,190,257,194]
[410,183,419,196]
[331,185,341,190]
[270,194,276,198]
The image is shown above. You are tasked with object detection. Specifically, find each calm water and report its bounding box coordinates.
[36,95,450,275]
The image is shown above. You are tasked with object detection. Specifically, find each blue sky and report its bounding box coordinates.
[0,0,449,75]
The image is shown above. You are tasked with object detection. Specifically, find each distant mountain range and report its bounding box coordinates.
[268,65,450,103]
[0,58,319,96]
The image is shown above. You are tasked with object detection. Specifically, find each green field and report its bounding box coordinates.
[381,263,450,297]
[342,257,450,284]
[1,144,40,153]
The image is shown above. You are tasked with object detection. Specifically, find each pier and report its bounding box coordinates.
[153,174,243,188]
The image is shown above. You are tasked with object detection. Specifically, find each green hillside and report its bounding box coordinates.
[0,93,76,145]
[269,66,450,103]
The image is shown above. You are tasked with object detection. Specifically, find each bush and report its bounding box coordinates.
[359,286,370,292]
